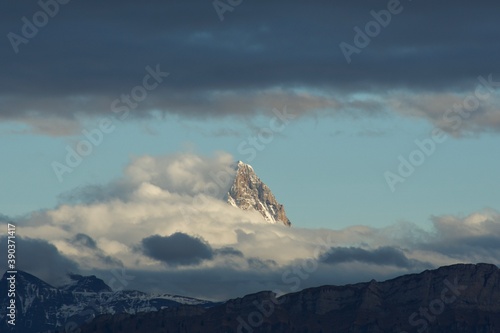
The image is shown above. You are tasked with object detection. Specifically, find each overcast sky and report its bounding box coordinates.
[1,1,499,299]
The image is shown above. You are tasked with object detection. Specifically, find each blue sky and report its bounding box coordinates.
[2,111,499,231]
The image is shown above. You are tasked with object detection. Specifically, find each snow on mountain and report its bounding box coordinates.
[0,270,214,333]
[226,161,291,226]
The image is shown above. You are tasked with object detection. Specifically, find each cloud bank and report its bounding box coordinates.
[1,152,498,300]
[1,1,500,135]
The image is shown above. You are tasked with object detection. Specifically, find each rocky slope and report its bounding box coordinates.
[79,263,500,333]
[0,271,213,333]
[227,161,291,226]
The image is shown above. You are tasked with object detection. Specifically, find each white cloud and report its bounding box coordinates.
[11,152,500,299]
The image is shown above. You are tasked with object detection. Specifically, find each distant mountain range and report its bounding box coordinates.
[227,161,291,226]
[0,271,214,333]
[2,263,499,332]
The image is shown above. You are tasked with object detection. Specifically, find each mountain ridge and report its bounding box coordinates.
[78,263,500,333]
[0,270,214,333]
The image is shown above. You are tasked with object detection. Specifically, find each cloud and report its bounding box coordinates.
[413,211,500,262]
[10,152,500,299]
[72,233,97,249]
[214,247,244,258]
[58,151,236,204]
[1,1,500,135]
[320,246,422,268]
[141,233,214,266]
[247,258,278,270]
[67,233,123,268]
[0,237,79,286]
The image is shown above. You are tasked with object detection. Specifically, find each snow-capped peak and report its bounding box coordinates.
[227,161,291,227]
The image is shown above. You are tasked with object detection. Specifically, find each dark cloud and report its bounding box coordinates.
[69,233,123,267]
[141,233,214,266]
[1,1,500,134]
[72,233,97,249]
[247,258,278,270]
[214,247,244,257]
[0,237,79,286]
[423,235,500,260]
[89,261,410,301]
[320,246,420,268]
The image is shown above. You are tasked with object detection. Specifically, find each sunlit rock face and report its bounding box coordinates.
[226,161,291,227]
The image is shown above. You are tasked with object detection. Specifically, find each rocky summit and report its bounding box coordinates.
[227,161,291,227]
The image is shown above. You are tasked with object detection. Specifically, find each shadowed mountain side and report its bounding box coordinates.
[0,271,214,333]
[80,263,500,333]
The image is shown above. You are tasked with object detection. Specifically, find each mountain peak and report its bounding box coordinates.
[1,270,54,289]
[62,273,112,293]
[227,161,291,227]
[234,160,253,172]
